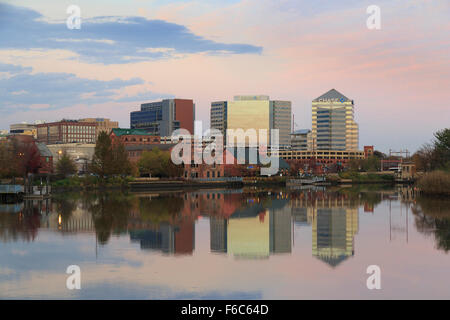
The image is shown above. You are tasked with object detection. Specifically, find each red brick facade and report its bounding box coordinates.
[174,99,195,134]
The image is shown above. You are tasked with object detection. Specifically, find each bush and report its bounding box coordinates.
[416,171,450,196]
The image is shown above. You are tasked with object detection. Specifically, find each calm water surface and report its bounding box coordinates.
[0,185,449,299]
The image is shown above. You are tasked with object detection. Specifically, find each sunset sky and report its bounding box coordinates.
[0,0,449,153]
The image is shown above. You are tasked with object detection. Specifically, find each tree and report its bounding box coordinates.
[90,132,131,178]
[138,148,183,178]
[434,128,450,170]
[161,151,184,178]
[56,152,77,177]
[111,142,132,176]
[373,150,385,159]
[10,137,41,177]
[138,148,165,177]
[361,156,381,172]
[90,132,113,178]
[413,128,450,172]
[0,142,15,178]
[413,143,437,172]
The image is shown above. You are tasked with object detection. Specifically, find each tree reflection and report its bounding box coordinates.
[412,197,450,253]
[138,195,184,224]
[0,202,40,242]
[88,193,133,245]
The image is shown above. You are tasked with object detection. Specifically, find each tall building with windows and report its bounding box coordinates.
[270,100,292,148]
[290,129,312,151]
[37,120,97,144]
[311,89,359,151]
[210,95,291,148]
[130,99,195,137]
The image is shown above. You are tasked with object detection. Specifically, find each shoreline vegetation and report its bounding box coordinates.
[47,174,402,194]
[416,171,450,196]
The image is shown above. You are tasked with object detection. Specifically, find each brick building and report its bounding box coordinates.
[37,120,97,144]
[110,128,161,146]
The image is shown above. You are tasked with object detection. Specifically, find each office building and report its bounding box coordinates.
[210,95,291,148]
[311,89,359,151]
[291,129,312,151]
[130,99,195,137]
[37,120,97,144]
[270,100,292,148]
[79,118,119,136]
[9,122,39,138]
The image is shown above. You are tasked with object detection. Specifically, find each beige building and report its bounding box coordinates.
[79,118,119,136]
[312,89,359,151]
[211,95,291,148]
[9,123,39,138]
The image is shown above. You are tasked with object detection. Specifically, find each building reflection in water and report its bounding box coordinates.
[209,195,292,259]
[3,186,449,262]
[312,208,358,267]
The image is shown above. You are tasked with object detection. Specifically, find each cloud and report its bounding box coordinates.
[0,62,32,74]
[116,91,174,103]
[0,63,147,112]
[0,3,262,64]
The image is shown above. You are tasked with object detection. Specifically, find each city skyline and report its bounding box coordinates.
[1,1,449,154]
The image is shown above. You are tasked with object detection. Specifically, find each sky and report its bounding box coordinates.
[0,0,449,153]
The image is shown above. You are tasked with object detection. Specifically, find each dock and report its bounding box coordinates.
[0,184,24,202]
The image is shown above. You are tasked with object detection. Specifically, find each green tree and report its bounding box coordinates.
[91,132,113,178]
[138,148,164,177]
[138,148,183,178]
[361,156,381,172]
[434,128,450,170]
[161,151,184,178]
[111,142,132,175]
[56,152,77,177]
[413,128,450,172]
[90,132,131,177]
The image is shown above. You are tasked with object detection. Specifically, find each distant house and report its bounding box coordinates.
[36,143,53,174]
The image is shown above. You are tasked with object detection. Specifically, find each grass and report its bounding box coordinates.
[416,171,450,196]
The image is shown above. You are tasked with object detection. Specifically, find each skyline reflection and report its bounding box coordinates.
[1,186,448,263]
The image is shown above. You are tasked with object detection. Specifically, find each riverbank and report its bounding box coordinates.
[416,171,450,196]
[325,172,403,185]
[50,176,244,193]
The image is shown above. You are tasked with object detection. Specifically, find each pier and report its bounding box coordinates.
[0,184,24,202]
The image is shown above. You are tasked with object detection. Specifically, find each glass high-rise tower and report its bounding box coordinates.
[311,89,359,151]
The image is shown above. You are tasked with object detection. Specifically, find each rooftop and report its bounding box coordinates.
[111,128,157,137]
[125,144,176,152]
[313,89,351,102]
[36,143,53,157]
[292,129,311,135]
